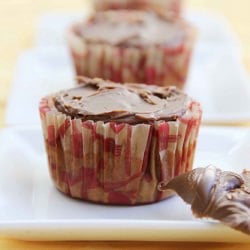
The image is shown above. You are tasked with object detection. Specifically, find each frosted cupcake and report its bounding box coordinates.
[67,10,195,89]
[39,76,202,205]
[93,0,182,21]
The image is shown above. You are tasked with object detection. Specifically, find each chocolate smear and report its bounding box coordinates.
[158,165,250,235]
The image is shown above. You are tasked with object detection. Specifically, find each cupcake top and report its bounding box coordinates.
[51,77,191,124]
[93,0,182,20]
[76,10,191,47]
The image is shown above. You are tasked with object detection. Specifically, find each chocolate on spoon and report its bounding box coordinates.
[158,165,250,235]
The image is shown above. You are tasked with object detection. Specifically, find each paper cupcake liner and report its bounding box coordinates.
[39,98,202,205]
[93,0,182,20]
[67,23,195,89]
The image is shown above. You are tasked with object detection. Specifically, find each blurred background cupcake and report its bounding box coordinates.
[67,9,195,88]
[93,0,183,20]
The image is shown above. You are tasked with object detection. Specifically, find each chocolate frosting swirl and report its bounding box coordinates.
[159,166,250,235]
[52,77,190,124]
[76,10,190,47]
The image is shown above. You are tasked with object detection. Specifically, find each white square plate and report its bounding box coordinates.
[5,11,250,125]
[0,126,249,242]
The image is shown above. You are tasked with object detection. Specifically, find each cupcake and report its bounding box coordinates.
[39,76,202,205]
[92,0,183,20]
[67,10,196,89]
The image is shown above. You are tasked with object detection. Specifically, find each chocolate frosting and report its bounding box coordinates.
[52,76,190,123]
[158,166,250,235]
[77,10,189,47]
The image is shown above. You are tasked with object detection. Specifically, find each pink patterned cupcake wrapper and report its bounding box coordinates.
[67,23,195,89]
[39,98,202,205]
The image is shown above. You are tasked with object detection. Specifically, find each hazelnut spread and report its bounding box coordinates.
[53,77,190,123]
[76,11,189,47]
[159,166,250,235]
